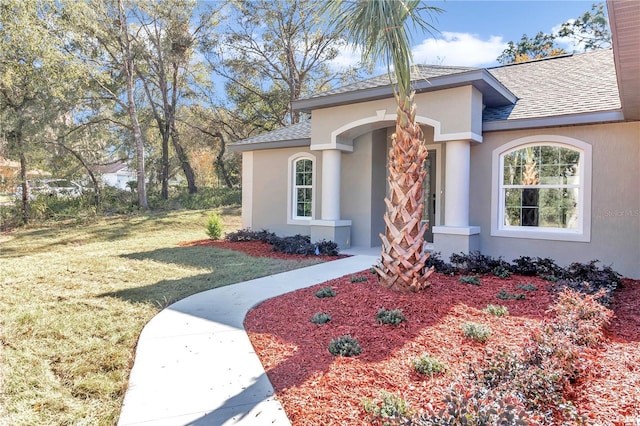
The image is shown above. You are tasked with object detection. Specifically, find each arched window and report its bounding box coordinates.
[491,136,591,242]
[288,154,316,223]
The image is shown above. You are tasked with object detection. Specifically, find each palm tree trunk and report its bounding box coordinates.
[374,93,433,292]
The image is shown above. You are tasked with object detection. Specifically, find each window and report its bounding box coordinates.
[294,158,313,218]
[288,154,316,223]
[491,136,591,242]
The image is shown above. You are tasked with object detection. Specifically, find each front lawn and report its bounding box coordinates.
[0,208,326,425]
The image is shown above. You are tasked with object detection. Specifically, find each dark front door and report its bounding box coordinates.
[423,150,437,243]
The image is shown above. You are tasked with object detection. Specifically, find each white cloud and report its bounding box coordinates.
[328,43,362,70]
[412,32,507,67]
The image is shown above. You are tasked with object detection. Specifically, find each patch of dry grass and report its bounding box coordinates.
[0,208,324,425]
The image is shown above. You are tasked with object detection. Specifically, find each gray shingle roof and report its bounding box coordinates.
[230,120,311,149]
[484,49,620,121]
[300,64,477,100]
[230,49,621,150]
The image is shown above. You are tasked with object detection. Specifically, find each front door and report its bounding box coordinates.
[422,150,437,243]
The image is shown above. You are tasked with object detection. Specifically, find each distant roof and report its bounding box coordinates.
[94,161,131,174]
[230,49,621,151]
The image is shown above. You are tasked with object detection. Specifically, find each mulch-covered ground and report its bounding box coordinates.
[235,245,640,425]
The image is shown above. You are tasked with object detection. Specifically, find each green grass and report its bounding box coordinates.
[0,208,326,425]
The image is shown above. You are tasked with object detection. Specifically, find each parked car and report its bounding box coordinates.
[15,179,85,199]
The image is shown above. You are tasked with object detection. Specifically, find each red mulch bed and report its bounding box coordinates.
[237,245,640,425]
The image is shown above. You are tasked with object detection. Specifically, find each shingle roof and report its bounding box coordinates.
[230,49,621,150]
[484,49,620,121]
[230,120,311,149]
[300,64,477,100]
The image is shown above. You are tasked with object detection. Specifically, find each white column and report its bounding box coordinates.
[444,140,470,227]
[321,149,342,220]
[241,151,253,228]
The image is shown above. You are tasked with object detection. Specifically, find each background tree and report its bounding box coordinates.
[133,0,219,198]
[497,32,566,64]
[498,3,611,64]
[328,0,441,292]
[557,3,611,51]
[206,0,359,131]
[0,0,77,223]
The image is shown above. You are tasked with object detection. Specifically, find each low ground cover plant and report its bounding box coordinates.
[328,335,362,357]
[376,308,407,325]
[412,354,447,376]
[314,287,336,298]
[483,304,509,317]
[458,275,480,285]
[224,229,340,256]
[310,312,331,324]
[461,322,491,343]
[363,391,413,426]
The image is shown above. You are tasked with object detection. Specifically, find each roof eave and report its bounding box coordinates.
[293,69,517,113]
[607,0,640,121]
[483,110,625,132]
[228,138,311,153]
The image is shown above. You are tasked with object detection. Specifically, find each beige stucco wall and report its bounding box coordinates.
[248,146,321,236]
[341,130,388,247]
[310,86,482,148]
[470,121,640,278]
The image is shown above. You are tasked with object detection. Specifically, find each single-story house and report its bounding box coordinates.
[229,0,639,279]
[94,161,137,190]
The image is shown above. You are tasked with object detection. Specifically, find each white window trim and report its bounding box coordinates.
[490,135,592,242]
[287,153,316,225]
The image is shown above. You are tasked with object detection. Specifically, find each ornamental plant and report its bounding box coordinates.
[310,312,331,324]
[412,354,447,376]
[328,335,362,357]
[461,322,491,343]
[376,308,407,325]
[315,287,336,298]
[205,213,223,240]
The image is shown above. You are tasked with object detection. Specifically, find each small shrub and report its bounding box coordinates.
[496,289,526,300]
[414,383,532,425]
[376,308,407,325]
[315,287,336,298]
[483,304,509,317]
[517,282,537,291]
[541,274,560,282]
[458,275,480,286]
[363,391,412,426]
[450,251,505,274]
[412,354,447,376]
[310,312,331,324]
[328,335,361,357]
[225,228,276,242]
[315,239,340,256]
[492,265,511,279]
[350,275,368,283]
[424,252,458,275]
[461,322,491,343]
[205,213,224,240]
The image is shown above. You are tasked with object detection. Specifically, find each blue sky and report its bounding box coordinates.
[333,0,606,69]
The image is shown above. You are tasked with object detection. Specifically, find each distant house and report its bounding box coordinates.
[230,1,639,278]
[94,161,136,190]
[0,157,51,192]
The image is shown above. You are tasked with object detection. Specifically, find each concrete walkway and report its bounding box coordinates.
[118,253,378,426]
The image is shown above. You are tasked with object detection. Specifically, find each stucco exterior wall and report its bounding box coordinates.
[341,130,388,247]
[310,86,482,148]
[247,146,321,236]
[470,122,640,278]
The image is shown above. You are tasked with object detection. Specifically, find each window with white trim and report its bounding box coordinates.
[292,157,313,219]
[491,136,592,242]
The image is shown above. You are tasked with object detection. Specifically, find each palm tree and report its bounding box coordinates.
[327,0,441,292]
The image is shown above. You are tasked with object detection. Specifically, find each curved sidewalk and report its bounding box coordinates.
[118,254,378,426]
